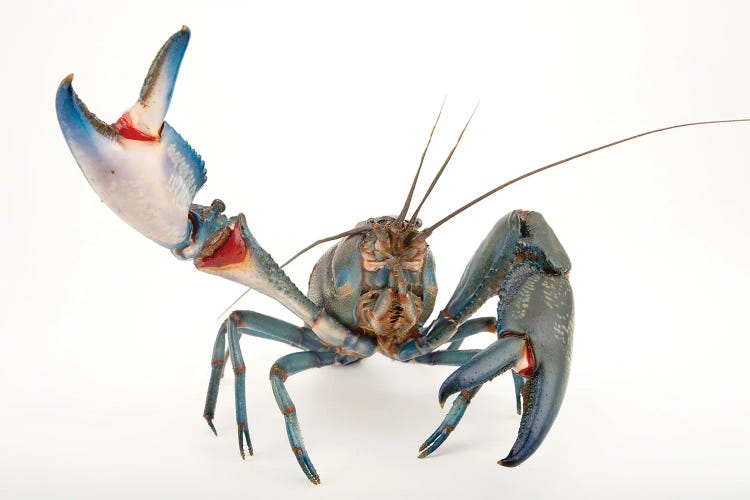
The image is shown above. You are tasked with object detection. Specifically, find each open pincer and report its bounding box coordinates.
[55,28,378,484]
[55,27,205,249]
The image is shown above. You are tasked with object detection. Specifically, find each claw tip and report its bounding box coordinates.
[58,73,74,90]
[497,457,520,468]
[437,384,451,408]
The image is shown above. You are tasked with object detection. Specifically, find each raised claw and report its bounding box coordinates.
[55,27,206,248]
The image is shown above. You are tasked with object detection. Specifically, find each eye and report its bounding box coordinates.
[367,218,376,224]
[414,218,422,228]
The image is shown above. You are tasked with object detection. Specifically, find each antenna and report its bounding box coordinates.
[394,98,446,225]
[422,118,750,236]
[409,102,479,224]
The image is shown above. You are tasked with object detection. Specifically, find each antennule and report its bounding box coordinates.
[409,101,479,224]
[394,98,446,225]
[422,118,750,236]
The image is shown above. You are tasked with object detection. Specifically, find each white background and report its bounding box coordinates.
[3,1,750,498]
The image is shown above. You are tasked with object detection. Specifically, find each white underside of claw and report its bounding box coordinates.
[56,27,205,249]
[66,121,202,246]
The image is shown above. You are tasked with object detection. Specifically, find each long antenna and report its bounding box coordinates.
[394,99,446,225]
[422,118,750,236]
[409,101,479,224]
[216,226,371,319]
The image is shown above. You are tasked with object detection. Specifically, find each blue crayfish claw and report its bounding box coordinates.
[436,273,573,467]
[55,27,206,249]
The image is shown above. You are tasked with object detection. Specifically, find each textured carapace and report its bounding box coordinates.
[307,216,438,354]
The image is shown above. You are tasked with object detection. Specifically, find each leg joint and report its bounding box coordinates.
[439,309,458,326]
[270,364,288,381]
[310,308,325,329]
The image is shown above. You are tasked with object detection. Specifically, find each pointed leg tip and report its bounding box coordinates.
[305,468,321,485]
[239,442,252,460]
[243,430,253,456]
[417,451,429,459]
[204,417,217,436]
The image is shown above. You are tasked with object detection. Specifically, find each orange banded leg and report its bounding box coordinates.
[203,310,332,441]
[269,351,343,485]
[226,318,252,459]
[412,349,482,458]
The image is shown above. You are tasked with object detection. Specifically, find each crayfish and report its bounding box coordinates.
[55,27,748,484]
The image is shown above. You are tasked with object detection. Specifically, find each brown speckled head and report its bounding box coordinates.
[355,217,429,346]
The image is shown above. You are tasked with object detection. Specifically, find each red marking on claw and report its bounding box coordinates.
[196,223,247,269]
[515,340,536,377]
[500,331,536,377]
[112,113,158,141]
